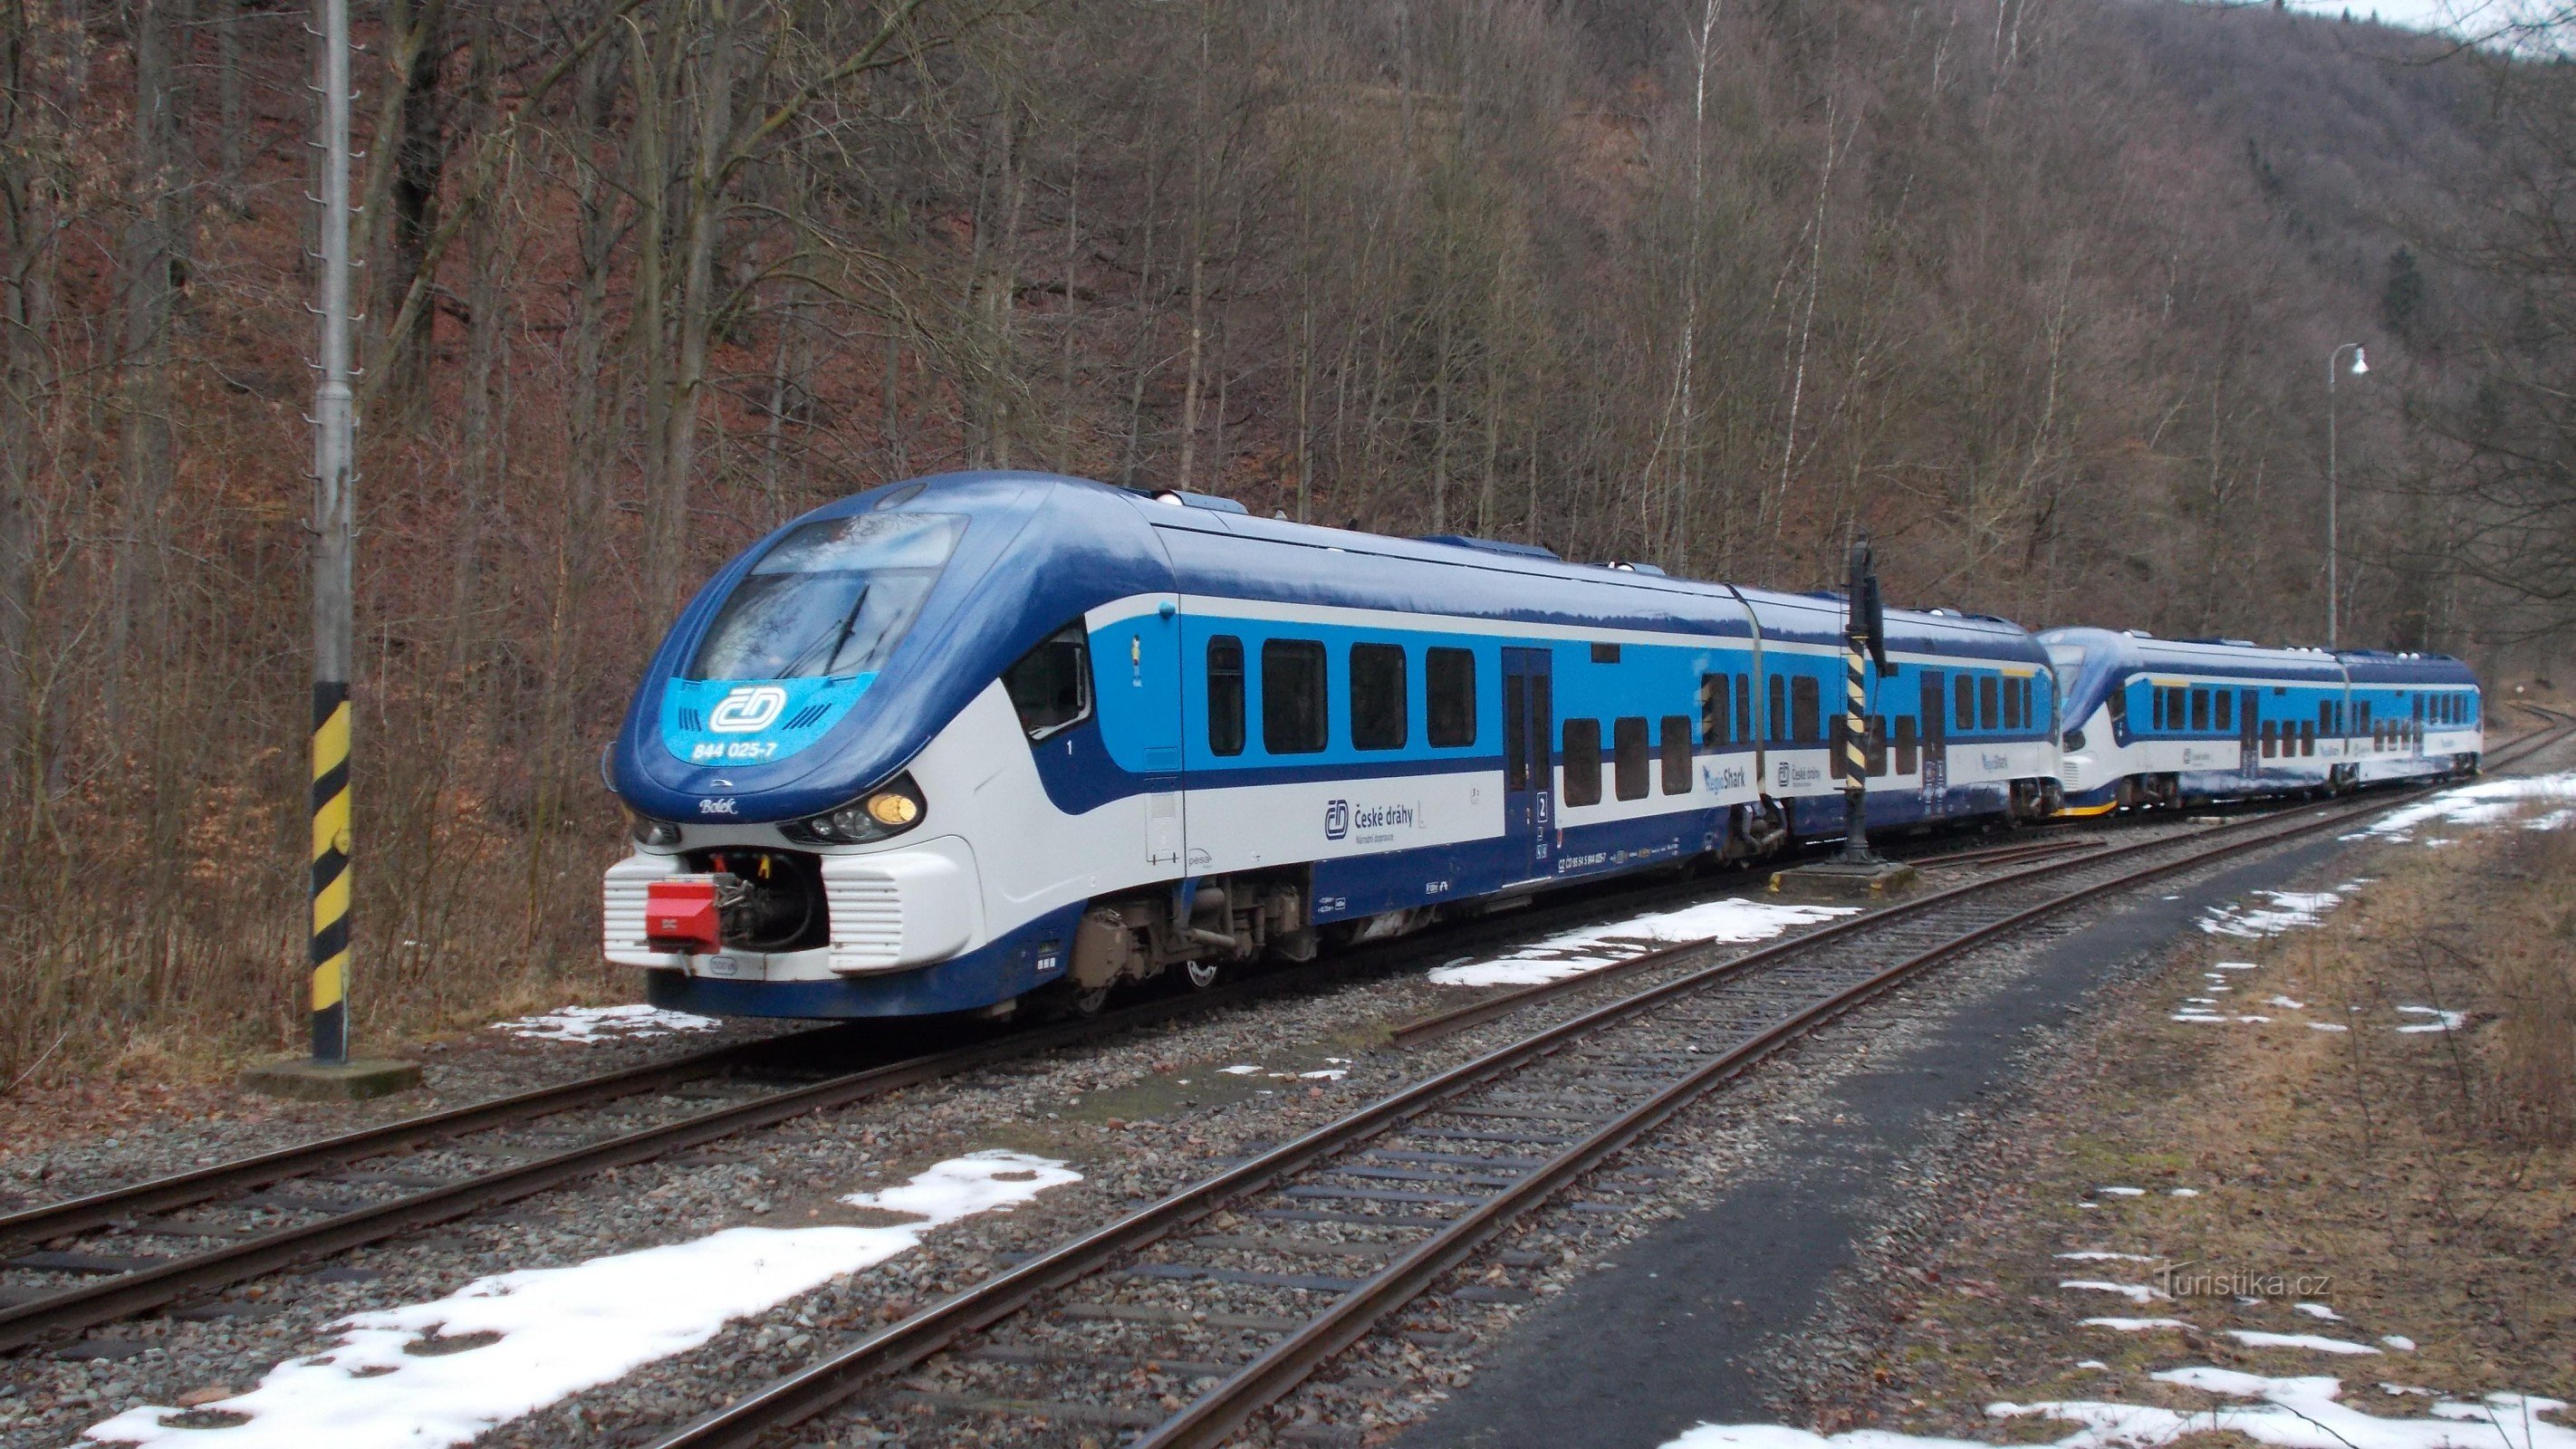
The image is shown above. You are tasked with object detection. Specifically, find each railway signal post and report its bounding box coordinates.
[1768,534,1918,898]
[243,0,418,1101]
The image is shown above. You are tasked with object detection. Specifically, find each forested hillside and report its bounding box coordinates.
[0,0,2550,1078]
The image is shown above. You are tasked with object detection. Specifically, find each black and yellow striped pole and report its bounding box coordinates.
[310,681,353,1062]
[1839,534,1887,865]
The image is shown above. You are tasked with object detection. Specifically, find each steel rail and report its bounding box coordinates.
[645,724,2572,1449]
[0,1030,843,1248]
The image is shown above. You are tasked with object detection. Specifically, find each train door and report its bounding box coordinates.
[1502,647,1554,880]
[1134,603,1185,869]
[1918,671,1947,813]
[2411,693,2425,758]
[2238,690,2260,777]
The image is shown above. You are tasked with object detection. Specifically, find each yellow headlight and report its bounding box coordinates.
[865,791,919,827]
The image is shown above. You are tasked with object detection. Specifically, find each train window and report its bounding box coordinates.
[1003,620,1094,742]
[2318,701,2333,736]
[2167,686,2187,730]
[1563,719,1603,806]
[1206,637,1245,756]
[1614,717,1650,801]
[1591,642,1622,664]
[1504,677,1529,791]
[2189,689,2209,731]
[1701,674,1730,747]
[1350,643,1408,751]
[1867,715,1889,777]
[2302,721,2316,756]
[1659,715,1694,795]
[1770,674,1789,744]
[1261,640,1329,754]
[1979,676,2000,732]
[2004,677,2023,731]
[1735,674,1752,744]
[2108,687,2126,731]
[1894,715,1918,775]
[1956,675,1975,732]
[1426,648,1475,747]
[1793,676,1822,743]
[2261,721,2276,758]
[2214,691,2233,732]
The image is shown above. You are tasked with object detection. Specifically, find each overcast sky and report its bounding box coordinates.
[2274,0,2558,43]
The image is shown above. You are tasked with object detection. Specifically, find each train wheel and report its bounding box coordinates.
[1034,979,1110,1020]
[1182,959,1224,991]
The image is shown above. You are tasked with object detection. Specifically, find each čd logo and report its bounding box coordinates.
[709,685,789,733]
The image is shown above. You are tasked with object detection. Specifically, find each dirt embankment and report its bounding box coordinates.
[1779,792,2576,1440]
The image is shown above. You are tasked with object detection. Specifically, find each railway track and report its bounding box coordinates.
[4,718,2552,1368]
[0,819,2139,1355]
[637,716,2571,1449]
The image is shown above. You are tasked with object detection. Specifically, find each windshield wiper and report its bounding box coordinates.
[777,582,871,678]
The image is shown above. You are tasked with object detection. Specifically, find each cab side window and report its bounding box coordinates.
[1004,620,1092,741]
[1206,637,1245,756]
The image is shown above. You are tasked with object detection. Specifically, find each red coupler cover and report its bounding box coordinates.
[645,876,722,952]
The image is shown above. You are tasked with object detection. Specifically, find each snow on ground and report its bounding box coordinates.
[2199,884,2368,939]
[2226,1329,2384,1356]
[86,1151,1080,1449]
[1660,1370,2576,1449]
[1425,898,1859,987]
[2060,1280,2167,1303]
[2354,772,2576,845]
[2056,1252,2158,1263]
[489,1003,720,1043]
[2396,1006,2469,1034]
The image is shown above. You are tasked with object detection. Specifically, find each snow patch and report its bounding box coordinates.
[2095,1186,2148,1197]
[2200,888,2353,939]
[2062,1280,2167,1304]
[1985,1368,2576,1449]
[86,1151,1080,1449]
[489,1003,720,1043]
[2359,772,2576,844]
[2226,1329,2384,1356]
[2293,1302,2345,1321]
[2057,1252,2158,1263]
[2395,1006,2468,1034]
[2081,1317,2194,1332]
[1425,898,1859,987]
[2384,1336,2418,1351]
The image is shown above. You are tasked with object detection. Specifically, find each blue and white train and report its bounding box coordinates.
[2043,629,2482,814]
[600,470,2483,1021]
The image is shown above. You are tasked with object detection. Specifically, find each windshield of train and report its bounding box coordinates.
[687,513,965,680]
[2046,642,2089,710]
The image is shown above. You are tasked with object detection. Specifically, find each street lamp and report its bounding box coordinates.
[2327,342,2367,650]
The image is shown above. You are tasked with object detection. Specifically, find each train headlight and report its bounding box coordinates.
[782,773,927,846]
[629,813,684,848]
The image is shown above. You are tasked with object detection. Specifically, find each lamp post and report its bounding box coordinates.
[2327,342,2367,649]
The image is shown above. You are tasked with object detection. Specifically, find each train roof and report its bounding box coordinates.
[2037,626,2348,682]
[2335,648,2479,686]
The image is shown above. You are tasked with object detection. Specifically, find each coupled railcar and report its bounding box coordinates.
[602,471,2063,1020]
[2043,628,2482,813]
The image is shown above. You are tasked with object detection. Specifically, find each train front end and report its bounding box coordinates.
[600,472,1153,1020]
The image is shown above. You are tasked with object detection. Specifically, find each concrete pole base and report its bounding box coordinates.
[239,1056,422,1102]
[1767,859,1922,901]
